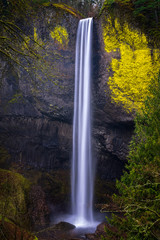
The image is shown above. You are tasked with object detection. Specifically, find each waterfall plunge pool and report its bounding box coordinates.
[50,211,111,239]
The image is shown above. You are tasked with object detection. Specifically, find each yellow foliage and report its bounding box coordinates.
[50,25,69,48]
[103,18,148,53]
[34,27,38,42]
[103,16,160,112]
[33,27,44,46]
[22,35,30,51]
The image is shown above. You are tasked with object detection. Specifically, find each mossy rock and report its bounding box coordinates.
[18,168,70,208]
[54,221,75,230]
[0,169,31,228]
[37,170,70,207]
[36,222,76,240]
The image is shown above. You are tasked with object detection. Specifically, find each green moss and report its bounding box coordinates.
[43,3,84,18]
[33,27,44,46]
[34,27,38,42]
[40,170,70,204]
[18,169,70,205]
[0,215,13,224]
[8,92,24,104]
[50,25,69,49]
[0,169,31,228]
[0,147,10,165]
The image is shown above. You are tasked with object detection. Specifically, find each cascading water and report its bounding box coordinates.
[71,17,94,227]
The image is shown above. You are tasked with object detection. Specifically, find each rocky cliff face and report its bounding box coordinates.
[0,5,77,170]
[92,19,134,180]
[0,6,134,204]
[0,6,134,179]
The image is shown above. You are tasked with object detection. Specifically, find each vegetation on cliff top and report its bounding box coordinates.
[101,0,160,42]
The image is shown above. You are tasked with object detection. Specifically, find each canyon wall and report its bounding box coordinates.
[0,6,133,178]
[0,6,134,219]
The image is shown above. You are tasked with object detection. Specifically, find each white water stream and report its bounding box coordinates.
[71,18,95,227]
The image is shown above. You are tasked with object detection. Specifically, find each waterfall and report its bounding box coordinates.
[71,17,94,227]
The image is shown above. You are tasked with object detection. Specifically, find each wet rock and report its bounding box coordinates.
[86,234,96,240]
[29,185,50,230]
[68,238,82,240]
[92,20,134,181]
[0,117,72,170]
[54,221,76,230]
[36,222,76,240]
[85,222,108,240]
[96,222,108,233]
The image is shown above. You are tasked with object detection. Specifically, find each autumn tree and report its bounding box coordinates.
[102,15,160,112]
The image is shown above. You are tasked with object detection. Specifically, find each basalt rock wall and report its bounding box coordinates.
[0,7,134,182]
[93,19,134,180]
